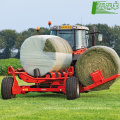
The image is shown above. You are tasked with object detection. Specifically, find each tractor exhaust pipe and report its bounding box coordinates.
[92,26,96,46]
[86,26,101,47]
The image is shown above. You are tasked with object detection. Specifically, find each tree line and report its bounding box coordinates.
[0,28,50,59]
[0,24,120,59]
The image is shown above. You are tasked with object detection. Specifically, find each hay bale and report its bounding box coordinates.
[20,35,72,76]
[75,46,120,91]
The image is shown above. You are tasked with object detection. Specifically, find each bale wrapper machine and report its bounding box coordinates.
[1,65,120,100]
[1,24,120,100]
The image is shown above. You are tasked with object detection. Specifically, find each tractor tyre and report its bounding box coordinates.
[1,77,16,99]
[66,77,80,100]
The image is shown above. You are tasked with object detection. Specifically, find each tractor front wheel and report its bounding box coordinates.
[1,77,16,99]
[66,77,80,100]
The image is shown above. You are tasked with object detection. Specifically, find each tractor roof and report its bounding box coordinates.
[51,25,89,31]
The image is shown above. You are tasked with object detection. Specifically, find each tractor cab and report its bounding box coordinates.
[50,25,89,51]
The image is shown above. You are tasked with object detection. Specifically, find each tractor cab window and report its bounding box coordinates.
[51,29,89,50]
[75,30,88,49]
[51,30,74,48]
[51,30,57,35]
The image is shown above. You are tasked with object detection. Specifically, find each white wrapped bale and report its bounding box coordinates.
[20,35,72,76]
[75,46,120,91]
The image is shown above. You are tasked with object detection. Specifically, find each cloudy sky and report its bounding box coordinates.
[0,0,120,32]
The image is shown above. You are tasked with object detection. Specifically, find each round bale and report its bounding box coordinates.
[75,46,120,91]
[20,35,72,76]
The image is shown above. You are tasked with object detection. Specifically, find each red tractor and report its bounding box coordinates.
[1,23,118,100]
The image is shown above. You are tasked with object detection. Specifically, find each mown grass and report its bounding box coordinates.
[0,76,120,120]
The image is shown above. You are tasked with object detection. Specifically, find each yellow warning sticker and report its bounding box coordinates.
[60,26,72,29]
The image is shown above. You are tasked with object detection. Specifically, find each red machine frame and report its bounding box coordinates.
[72,48,87,55]
[8,66,120,96]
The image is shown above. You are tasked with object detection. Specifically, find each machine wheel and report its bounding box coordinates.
[66,77,80,100]
[1,77,16,99]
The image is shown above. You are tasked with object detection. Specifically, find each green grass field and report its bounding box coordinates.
[0,76,120,120]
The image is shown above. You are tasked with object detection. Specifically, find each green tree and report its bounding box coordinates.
[0,30,17,58]
[113,25,120,55]
[38,27,50,35]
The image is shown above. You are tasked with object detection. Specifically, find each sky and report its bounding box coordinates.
[0,0,120,32]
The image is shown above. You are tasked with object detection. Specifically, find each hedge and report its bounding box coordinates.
[0,58,21,76]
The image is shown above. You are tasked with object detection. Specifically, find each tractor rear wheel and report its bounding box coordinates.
[1,77,16,99]
[66,77,80,100]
